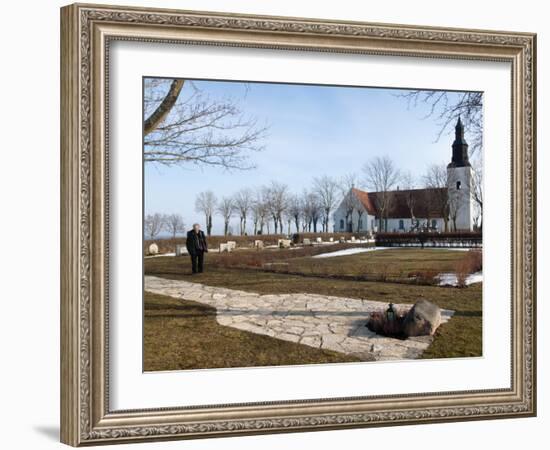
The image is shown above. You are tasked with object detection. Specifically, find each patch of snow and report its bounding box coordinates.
[312,246,478,259]
[144,252,176,259]
[312,247,391,258]
[438,271,483,286]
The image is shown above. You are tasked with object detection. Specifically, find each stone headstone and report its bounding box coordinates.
[254,240,264,249]
[303,238,312,246]
[278,239,291,249]
[219,243,230,253]
[329,237,334,242]
[227,241,237,251]
[351,236,356,242]
[402,300,442,337]
[339,237,346,243]
[316,237,322,243]
[148,243,159,255]
[175,244,188,256]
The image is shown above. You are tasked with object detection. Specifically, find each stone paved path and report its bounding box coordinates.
[145,276,454,361]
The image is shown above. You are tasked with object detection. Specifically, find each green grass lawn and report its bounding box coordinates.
[144,291,360,371]
[144,248,482,364]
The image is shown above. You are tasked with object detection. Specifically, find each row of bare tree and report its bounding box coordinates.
[145,155,482,239]
[191,155,483,237]
[144,213,186,240]
[194,176,341,236]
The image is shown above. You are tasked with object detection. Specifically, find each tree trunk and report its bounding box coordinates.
[143,79,185,136]
[207,214,212,236]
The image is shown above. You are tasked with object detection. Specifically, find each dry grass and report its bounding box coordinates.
[144,247,482,361]
[265,248,468,285]
[144,291,359,371]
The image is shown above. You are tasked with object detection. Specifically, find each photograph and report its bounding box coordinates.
[142,77,484,372]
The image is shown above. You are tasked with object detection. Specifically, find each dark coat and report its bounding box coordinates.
[186,229,208,255]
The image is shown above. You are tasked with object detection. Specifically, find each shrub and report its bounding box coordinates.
[464,249,483,272]
[366,307,408,339]
[452,250,482,288]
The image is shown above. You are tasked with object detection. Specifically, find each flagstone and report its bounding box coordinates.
[145,276,454,361]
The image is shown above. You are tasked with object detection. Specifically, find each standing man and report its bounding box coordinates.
[186,223,208,274]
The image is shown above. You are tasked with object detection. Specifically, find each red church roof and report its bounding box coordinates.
[351,187,447,219]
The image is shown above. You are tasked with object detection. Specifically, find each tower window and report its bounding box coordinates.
[456,181,462,190]
[340,219,344,230]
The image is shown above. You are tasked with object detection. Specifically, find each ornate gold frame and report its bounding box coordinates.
[60,3,537,446]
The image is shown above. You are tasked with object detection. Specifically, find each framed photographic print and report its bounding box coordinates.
[60,3,537,446]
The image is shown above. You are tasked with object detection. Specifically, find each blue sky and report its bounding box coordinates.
[144,79,478,235]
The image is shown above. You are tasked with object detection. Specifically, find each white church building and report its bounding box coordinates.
[333,118,475,233]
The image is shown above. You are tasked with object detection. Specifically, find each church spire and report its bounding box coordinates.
[448,116,471,168]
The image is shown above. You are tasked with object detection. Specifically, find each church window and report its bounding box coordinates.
[399,219,404,230]
[456,180,462,190]
[340,219,344,230]
[358,219,363,230]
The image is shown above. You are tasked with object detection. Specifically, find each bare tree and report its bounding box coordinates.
[339,173,359,232]
[144,213,164,239]
[251,191,269,235]
[306,192,323,233]
[471,157,483,231]
[401,171,418,222]
[163,213,185,239]
[287,195,302,233]
[398,90,483,155]
[263,182,288,234]
[363,156,400,232]
[423,163,450,232]
[233,188,253,235]
[217,197,235,236]
[313,175,339,233]
[144,78,267,169]
[194,191,217,236]
[144,79,185,136]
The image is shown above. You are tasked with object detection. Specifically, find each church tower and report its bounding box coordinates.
[447,117,474,231]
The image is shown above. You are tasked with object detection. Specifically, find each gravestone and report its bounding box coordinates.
[402,300,442,336]
[219,243,231,253]
[339,237,346,243]
[329,237,334,242]
[316,237,323,243]
[175,244,188,256]
[303,238,312,246]
[278,239,291,249]
[351,236,356,242]
[148,243,159,255]
[254,240,264,249]
[227,241,237,251]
